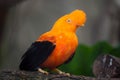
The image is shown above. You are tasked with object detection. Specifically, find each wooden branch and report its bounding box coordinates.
[93,54,120,78]
[0,54,120,80]
[0,70,120,80]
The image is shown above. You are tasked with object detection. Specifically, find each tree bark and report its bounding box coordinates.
[0,70,120,80]
[0,55,120,80]
[93,54,120,78]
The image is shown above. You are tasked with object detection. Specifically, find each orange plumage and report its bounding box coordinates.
[38,9,86,69]
[19,9,86,74]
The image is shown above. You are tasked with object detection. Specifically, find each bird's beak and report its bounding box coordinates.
[76,24,85,28]
[81,24,85,27]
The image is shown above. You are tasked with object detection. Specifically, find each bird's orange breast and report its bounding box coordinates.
[38,32,78,69]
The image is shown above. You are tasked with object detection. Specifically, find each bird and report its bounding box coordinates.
[19,9,86,75]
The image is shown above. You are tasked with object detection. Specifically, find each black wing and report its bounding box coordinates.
[19,41,55,71]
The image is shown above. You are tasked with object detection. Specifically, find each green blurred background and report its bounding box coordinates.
[0,0,120,76]
[59,42,120,76]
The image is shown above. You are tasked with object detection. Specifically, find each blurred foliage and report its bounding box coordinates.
[59,41,120,76]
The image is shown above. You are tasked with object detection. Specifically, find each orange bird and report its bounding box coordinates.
[19,9,86,75]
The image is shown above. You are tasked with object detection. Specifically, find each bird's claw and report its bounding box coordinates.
[52,68,70,76]
[38,68,49,75]
[59,71,70,76]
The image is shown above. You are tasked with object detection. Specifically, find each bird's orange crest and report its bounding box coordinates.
[51,9,86,32]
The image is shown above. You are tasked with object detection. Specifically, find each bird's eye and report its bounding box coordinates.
[66,19,71,23]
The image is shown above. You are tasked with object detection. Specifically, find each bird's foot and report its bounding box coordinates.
[38,68,48,75]
[52,68,70,76]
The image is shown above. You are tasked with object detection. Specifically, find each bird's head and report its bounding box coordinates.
[51,9,86,32]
